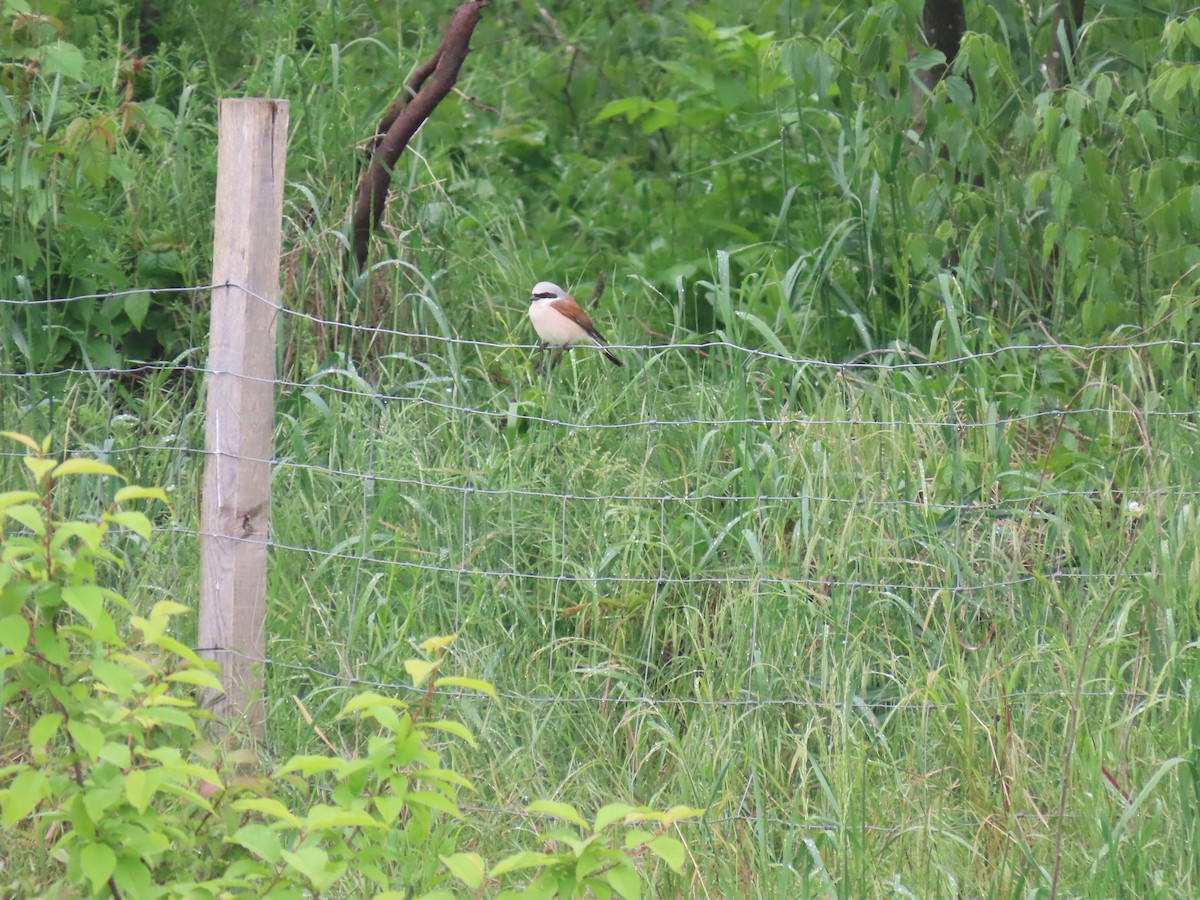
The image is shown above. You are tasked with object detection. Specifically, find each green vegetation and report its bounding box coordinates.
[0,436,697,897]
[3,0,1200,897]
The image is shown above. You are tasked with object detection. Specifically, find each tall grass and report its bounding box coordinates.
[10,310,1194,896]
[3,0,1200,896]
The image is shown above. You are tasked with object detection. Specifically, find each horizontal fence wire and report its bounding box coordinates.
[167,524,1140,591]
[1,443,1193,504]
[199,645,1182,711]
[3,285,1189,598]
[4,367,1197,430]
[4,283,1191,844]
[4,280,1200,364]
[454,803,1062,831]
[0,442,1193,511]
[7,282,1190,873]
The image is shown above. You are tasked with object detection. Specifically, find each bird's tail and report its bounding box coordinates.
[596,340,623,367]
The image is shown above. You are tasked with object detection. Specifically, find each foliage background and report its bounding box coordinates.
[2,0,1200,896]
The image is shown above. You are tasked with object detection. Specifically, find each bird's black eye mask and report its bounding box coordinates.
[532,292,557,300]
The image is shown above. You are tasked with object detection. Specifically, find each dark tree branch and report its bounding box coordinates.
[351,0,487,269]
[912,0,976,268]
[1044,0,1086,90]
[369,52,442,154]
[917,0,967,93]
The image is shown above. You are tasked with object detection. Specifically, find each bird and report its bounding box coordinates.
[527,281,623,367]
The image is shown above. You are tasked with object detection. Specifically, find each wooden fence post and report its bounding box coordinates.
[199,98,289,734]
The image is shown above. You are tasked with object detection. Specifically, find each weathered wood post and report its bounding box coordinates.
[199,98,289,734]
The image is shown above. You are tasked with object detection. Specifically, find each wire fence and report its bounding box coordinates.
[2,283,1194,840]
[6,281,1200,362]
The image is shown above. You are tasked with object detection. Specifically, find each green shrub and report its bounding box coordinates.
[0,431,697,898]
[0,1,205,368]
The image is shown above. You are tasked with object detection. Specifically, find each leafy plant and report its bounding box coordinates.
[443,800,695,899]
[0,1,200,369]
[0,431,697,898]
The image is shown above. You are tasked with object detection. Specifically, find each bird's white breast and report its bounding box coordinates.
[529,299,587,346]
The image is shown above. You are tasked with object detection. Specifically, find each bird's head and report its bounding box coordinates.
[530,281,567,302]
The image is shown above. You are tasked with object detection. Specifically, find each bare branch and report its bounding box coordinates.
[351,1,488,269]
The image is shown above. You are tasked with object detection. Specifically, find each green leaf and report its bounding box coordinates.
[544,825,588,850]
[606,861,641,900]
[165,669,224,691]
[39,41,86,80]
[1113,757,1187,839]
[0,614,29,652]
[233,797,303,827]
[124,292,150,329]
[0,490,39,515]
[63,584,104,626]
[594,802,635,832]
[92,658,136,698]
[422,719,477,746]
[418,634,456,654]
[230,823,282,863]
[52,521,105,551]
[646,836,686,874]
[405,658,436,686]
[417,767,474,792]
[29,713,63,761]
[102,510,152,540]
[433,675,497,697]
[34,623,70,664]
[0,432,43,454]
[515,872,561,900]
[441,852,486,891]
[98,742,132,768]
[575,842,613,878]
[131,614,164,642]
[944,74,973,109]
[405,790,463,819]
[2,768,47,825]
[113,485,169,505]
[338,691,408,717]
[639,99,679,133]
[371,792,404,824]
[594,96,651,123]
[487,850,560,878]
[51,458,122,479]
[277,755,345,777]
[67,721,105,761]
[527,799,587,828]
[112,855,153,897]
[733,310,792,359]
[156,635,209,665]
[623,828,654,849]
[80,842,117,894]
[124,769,158,814]
[5,503,45,534]
[83,781,123,823]
[906,47,946,73]
[281,845,341,892]
[661,804,705,824]
[303,804,383,830]
[148,600,190,618]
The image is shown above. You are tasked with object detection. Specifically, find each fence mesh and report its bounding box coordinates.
[2,283,1194,854]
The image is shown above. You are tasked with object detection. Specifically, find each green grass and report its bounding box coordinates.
[276,334,1198,897]
[7,302,1196,896]
[4,0,1200,895]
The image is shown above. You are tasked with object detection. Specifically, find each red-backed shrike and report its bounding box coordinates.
[527,281,623,367]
